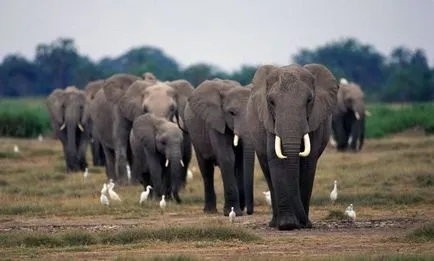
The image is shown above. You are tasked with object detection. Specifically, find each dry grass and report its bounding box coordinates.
[0,132,433,260]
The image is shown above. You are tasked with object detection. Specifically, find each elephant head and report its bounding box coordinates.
[251,64,338,158]
[46,86,88,172]
[132,113,185,201]
[337,81,366,120]
[83,80,104,125]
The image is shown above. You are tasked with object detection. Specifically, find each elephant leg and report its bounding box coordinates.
[333,116,348,151]
[234,143,245,212]
[77,138,89,171]
[299,157,318,229]
[196,153,217,213]
[359,119,365,151]
[209,131,242,216]
[61,141,73,174]
[266,134,307,230]
[113,119,131,185]
[256,152,278,227]
[145,152,164,198]
[181,135,192,187]
[102,146,116,181]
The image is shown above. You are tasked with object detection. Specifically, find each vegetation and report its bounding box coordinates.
[1,38,433,102]
[406,222,434,243]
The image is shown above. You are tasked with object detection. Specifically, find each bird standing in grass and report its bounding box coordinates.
[187,169,193,181]
[160,195,166,212]
[38,134,43,141]
[140,185,153,204]
[107,182,121,202]
[83,168,89,180]
[345,204,356,223]
[229,207,236,223]
[100,183,109,206]
[330,180,338,204]
[13,145,19,153]
[126,164,131,181]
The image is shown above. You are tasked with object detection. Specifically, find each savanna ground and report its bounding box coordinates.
[0,130,433,261]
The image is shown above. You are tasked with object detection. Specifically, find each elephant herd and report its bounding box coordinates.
[46,63,368,231]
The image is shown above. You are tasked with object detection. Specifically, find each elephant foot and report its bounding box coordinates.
[223,206,243,217]
[246,208,254,215]
[173,193,182,204]
[278,214,301,231]
[268,216,278,227]
[303,219,313,229]
[203,206,218,214]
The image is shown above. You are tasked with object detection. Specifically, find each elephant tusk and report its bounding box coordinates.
[180,160,184,167]
[60,123,66,130]
[274,136,287,159]
[365,110,372,117]
[329,135,337,147]
[299,134,311,157]
[233,135,239,147]
[78,123,84,132]
[354,111,360,120]
[165,159,169,167]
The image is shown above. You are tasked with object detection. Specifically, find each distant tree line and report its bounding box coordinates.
[0,37,433,102]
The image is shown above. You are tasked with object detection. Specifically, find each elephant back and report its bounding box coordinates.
[102,73,141,105]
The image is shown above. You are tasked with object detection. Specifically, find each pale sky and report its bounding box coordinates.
[0,0,433,71]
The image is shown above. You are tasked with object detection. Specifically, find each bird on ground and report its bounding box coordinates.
[160,195,166,211]
[38,134,43,141]
[100,183,109,206]
[187,169,193,181]
[330,180,338,203]
[263,191,272,207]
[83,168,89,180]
[229,207,236,223]
[107,182,121,201]
[140,185,153,204]
[345,204,356,223]
[13,145,19,153]
[108,179,115,188]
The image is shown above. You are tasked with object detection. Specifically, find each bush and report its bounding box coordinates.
[0,98,51,137]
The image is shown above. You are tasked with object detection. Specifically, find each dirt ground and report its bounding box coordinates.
[0,131,433,260]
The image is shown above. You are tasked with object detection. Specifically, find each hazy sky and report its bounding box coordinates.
[1,0,433,71]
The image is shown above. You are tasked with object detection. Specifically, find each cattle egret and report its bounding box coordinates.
[140,185,153,204]
[107,183,121,201]
[83,168,89,180]
[229,207,236,223]
[38,134,43,141]
[345,204,356,223]
[13,145,19,153]
[100,193,109,206]
[160,195,166,211]
[330,180,338,203]
[126,164,131,181]
[187,169,193,181]
[263,191,272,206]
[101,183,108,195]
[108,179,115,189]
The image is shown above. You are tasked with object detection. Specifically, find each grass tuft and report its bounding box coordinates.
[324,210,347,220]
[115,255,201,261]
[406,222,434,243]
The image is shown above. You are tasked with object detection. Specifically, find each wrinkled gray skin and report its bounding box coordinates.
[246,64,339,230]
[130,114,186,203]
[83,80,106,166]
[93,73,194,185]
[46,86,89,173]
[332,82,366,152]
[184,79,255,216]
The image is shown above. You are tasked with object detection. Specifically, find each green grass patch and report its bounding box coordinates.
[0,226,260,249]
[406,222,434,243]
[324,210,346,220]
[115,255,201,261]
[0,151,22,159]
[0,204,45,215]
[29,148,56,156]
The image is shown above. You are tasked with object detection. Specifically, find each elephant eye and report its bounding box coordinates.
[229,110,236,116]
[169,104,176,112]
[269,100,275,107]
[143,106,148,113]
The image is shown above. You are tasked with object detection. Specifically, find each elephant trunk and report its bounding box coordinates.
[168,149,183,203]
[243,143,255,215]
[66,119,78,173]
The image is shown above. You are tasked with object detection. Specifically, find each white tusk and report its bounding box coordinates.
[354,111,360,120]
[365,110,371,117]
[299,134,311,157]
[274,136,287,159]
[78,123,84,132]
[165,159,169,167]
[60,123,66,130]
[180,160,184,167]
[233,135,239,147]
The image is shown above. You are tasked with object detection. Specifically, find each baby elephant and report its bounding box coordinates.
[130,113,187,203]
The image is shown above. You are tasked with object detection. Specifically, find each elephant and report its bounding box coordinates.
[130,113,187,203]
[83,79,106,167]
[331,79,369,152]
[246,63,339,230]
[46,86,89,173]
[95,73,194,185]
[184,79,255,216]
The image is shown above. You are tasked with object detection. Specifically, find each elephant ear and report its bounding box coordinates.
[251,65,279,134]
[166,80,194,123]
[303,64,339,132]
[188,80,233,133]
[102,73,141,105]
[132,114,165,152]
[118,80,156,122]
[84,80,104,102]
[46,89,66,124]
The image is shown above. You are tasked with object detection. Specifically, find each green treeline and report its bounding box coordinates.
[0,37,433,101]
